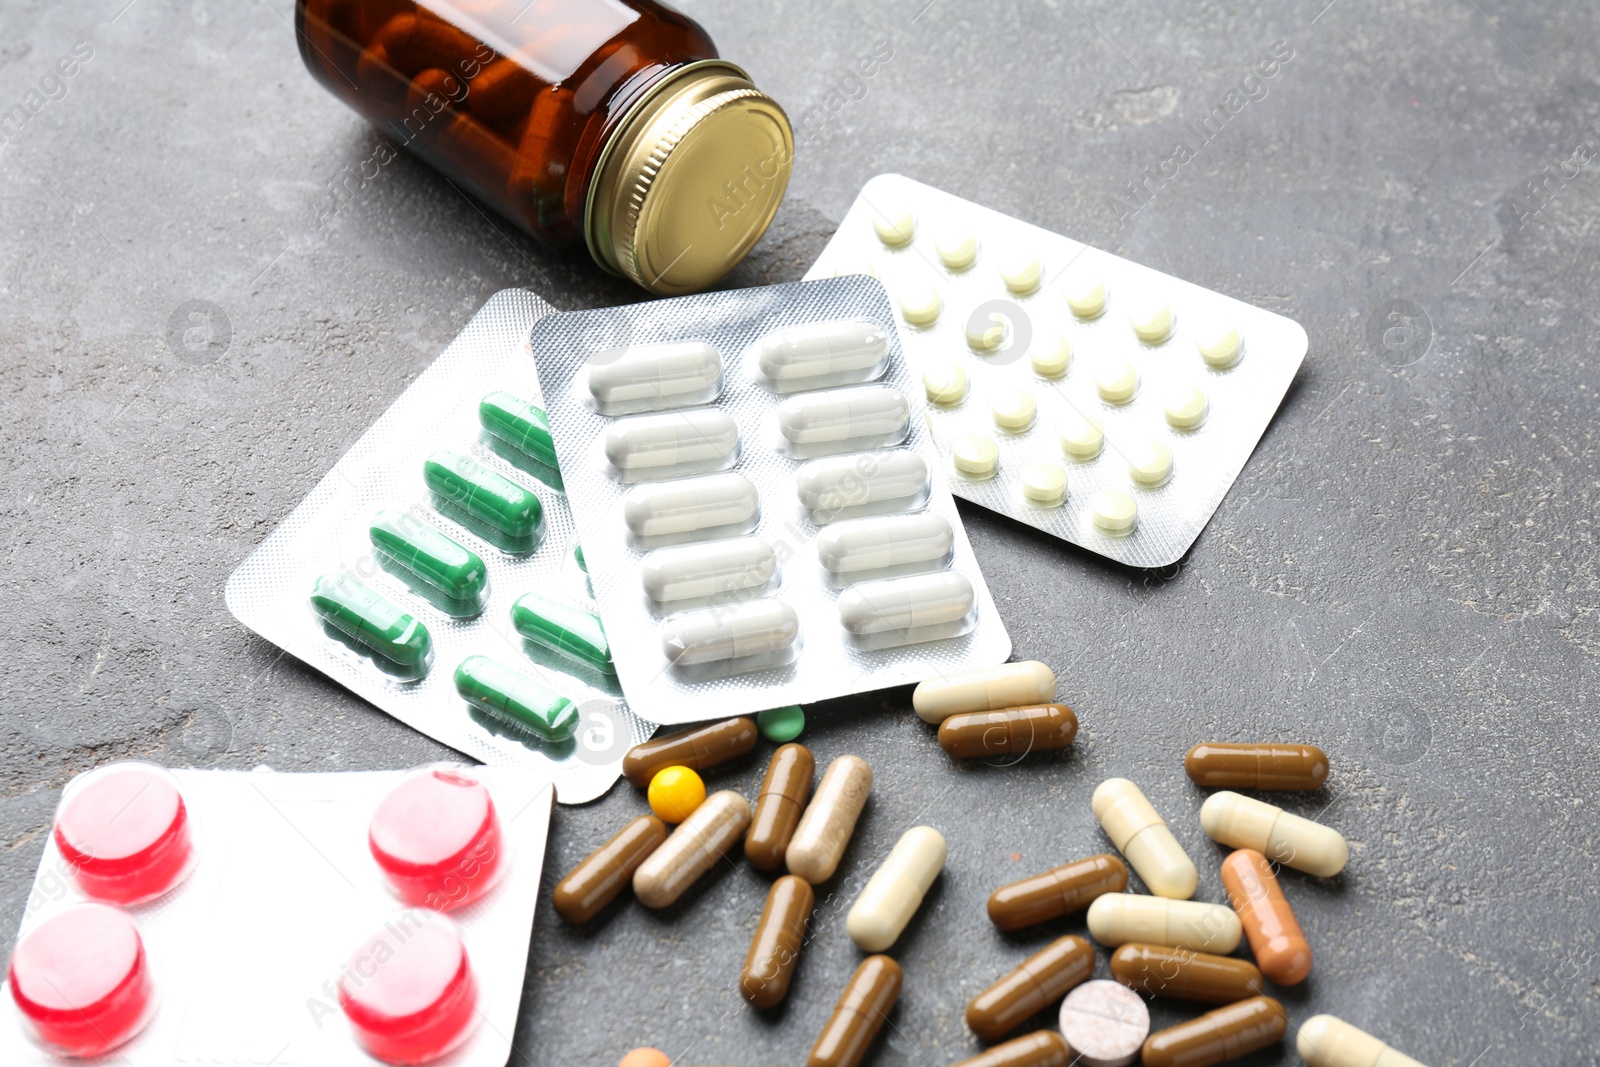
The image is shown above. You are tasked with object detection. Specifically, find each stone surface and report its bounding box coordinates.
[2,1,1598,1064]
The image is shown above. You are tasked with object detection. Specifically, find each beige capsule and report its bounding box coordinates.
[1091,778,1198,899]
[632,790,751,908]
[911,661,1056,723]
[1086,893,1241,954]
[787,755,872,884]
[1200,791,1349,878]
[1297,1014,1430,1067]
[846,826,946,951]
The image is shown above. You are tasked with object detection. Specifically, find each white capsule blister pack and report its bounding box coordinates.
[804,174,1309,567]
[1,761,551,1067]
[225,290,651,804]
[533,276,1012,726]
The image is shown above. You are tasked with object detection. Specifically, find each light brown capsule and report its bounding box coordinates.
[379,12,480,77]
[632,790,751,908]
[739,875,813,1009]
[986,854,1127,931]
[966,935,1094,1041]
[950,1030,1072,1067]
[1108,943,1263,1004]
[938,704,1078,759]
[807,954,902,1067]
[787,755,872,884]
[551,814,667,924]
[1140,995,1287,1067]
[622,717,759,787]
[1183,743,1329,791]
[1220,849,1312,986]
[745,743,815,872]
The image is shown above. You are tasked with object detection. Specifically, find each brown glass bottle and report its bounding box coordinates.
[295,0,792,293]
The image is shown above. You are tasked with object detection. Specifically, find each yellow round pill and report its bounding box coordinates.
[966,307,1006,351]
[1089,489,1137,534]
[647,765,706,824]
[1127,439,1174,487]
[873,209,916,246]
[1021,462,1067,507]
[1129,299,1174,344]
[1060,412,1104,459]
[1163,384,1209,430]
[991,386,1037,431]
[923,359,969,405]
[999,252,1042,295]
[952,434,999,477]
[1196,322,1243,368]
[936,227,977,270]
[1064,276,1107,319]
[1030,333,1071,378]
[1094,358,1139,404]
[899,281,942,327]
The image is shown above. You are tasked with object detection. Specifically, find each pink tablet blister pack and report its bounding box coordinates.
[2,761,552,1067]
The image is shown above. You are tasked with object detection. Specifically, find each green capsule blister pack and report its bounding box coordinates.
[225,290,652,803]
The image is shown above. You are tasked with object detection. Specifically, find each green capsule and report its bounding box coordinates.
[423,450,542,539]
[511,592,614,674]
[369,509,487,601]
[573,544,587,572]
[479,391,558,468]
[454,655,577,742]
[310,573,431,671]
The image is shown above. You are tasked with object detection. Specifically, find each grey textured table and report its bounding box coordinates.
[3,1,1597,1064]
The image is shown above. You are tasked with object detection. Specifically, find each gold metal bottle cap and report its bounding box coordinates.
[586,61,794,296]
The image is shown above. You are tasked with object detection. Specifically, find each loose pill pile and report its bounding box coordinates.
[1,762,553,1067]
[804,174,1309,567]
[531,275,1011,724]
[225,290,651,803]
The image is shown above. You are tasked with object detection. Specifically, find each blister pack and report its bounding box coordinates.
[804,174,1309,568]
[1,761,551,1067]
[225,289,651,803]
[532,276,1012,725]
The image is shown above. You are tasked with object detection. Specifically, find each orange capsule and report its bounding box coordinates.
[986,854,1127,931]
[1220,849,1311,986]
[1184,743,1328,790]
[937,704,1077,759]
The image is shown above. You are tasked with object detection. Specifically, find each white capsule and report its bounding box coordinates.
[846,826,947,952]
[912,661,1057,724]
[623,472,759,538]
[838,572,975,637]
[796,450,929,520]
[1200,791,1349,878]
[756,320,887,385]
[1086,893,1242,953]
[660,599,800,666]
[586,341,721,414]
[778,386,909,448]
[816,513,954,576]
[1298,1014,1429,1067]
[603,409,739,475]
[640,537,778,602]
[1092,778,1198,899]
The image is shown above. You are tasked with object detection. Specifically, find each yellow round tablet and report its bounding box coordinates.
[936,227,977,270]
[1089,489,1137,534]
[1064,276,1107,319]
[647,765,706,824]
[1163,384,1209,429]
[1094,358,1139,404]
[1060,412,1104,459]
[966,307,1006,351]
[1129,300,1174,344]
[923,359,969,405]
[999,252,1042,295]
[873,209,916,246]
[1021,462,1067,507]
[1196,322,1243,368]
[952,434,999,477]
[1127,439,1174,487]
[991,386,1037,431]
[900,281,942,326]
[1030,333,1071,378]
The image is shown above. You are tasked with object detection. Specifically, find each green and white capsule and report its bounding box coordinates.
[310,573,431,671]
[453,655,577,741]
[369,509,487,601]
[511,593,614,674]
[423,450,542,540]
[478,391,558,467]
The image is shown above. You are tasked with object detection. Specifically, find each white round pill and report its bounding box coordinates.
[899,282,942,327]
[1094,358,1138,404]
[1129,299,1174,344]
[1058,979,1149,1067]
[965,307,1006,351]
[1021,462,1066,507]
[1089,490,1137,535]
[991,387,1036,431]
[1127,440,1173,487]
[952,435,999,478]
[1064,276,1107,319]
[1162,383,1209,429]
[1030,333,1071,378]
[1196,321,1243,367]
[935,227,977,270]
[1060,412,1104,460]
[999,252,1042,295]
[873,209,915,246]
[922,360,968,405]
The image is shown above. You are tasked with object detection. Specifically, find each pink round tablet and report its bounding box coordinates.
[53,762,194,904]
[1059,979,1149,1067]
[338,917,478,1065]
[9,903,158,1057]
[369,768,504,911]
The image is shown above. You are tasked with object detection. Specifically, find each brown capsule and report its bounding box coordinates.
[1220,849,1312,986]
[807,954,902,1067]
[551,813,667,924]
[632,791,751,909]
[966,935,1095,1041]
[622,717,759,787]
[1183,743,1329,791]
[1108,943,1263,1004]
[461,56,537,135]
[950,1030,1072,1067]
[739,875,814,1009]
[745,744,815,872]
[378,12,481,78]
[937,703,1078,759]
[986,853,1127,931]
[1140,995,1287,1067]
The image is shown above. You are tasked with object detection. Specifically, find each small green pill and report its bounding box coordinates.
[310,573,431,670]
[369,509,488,601]
[511,592,614,674]
[454,654,577,742]
[423,450,542,539]
[479,391,558,468]
[757,705,805,743]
